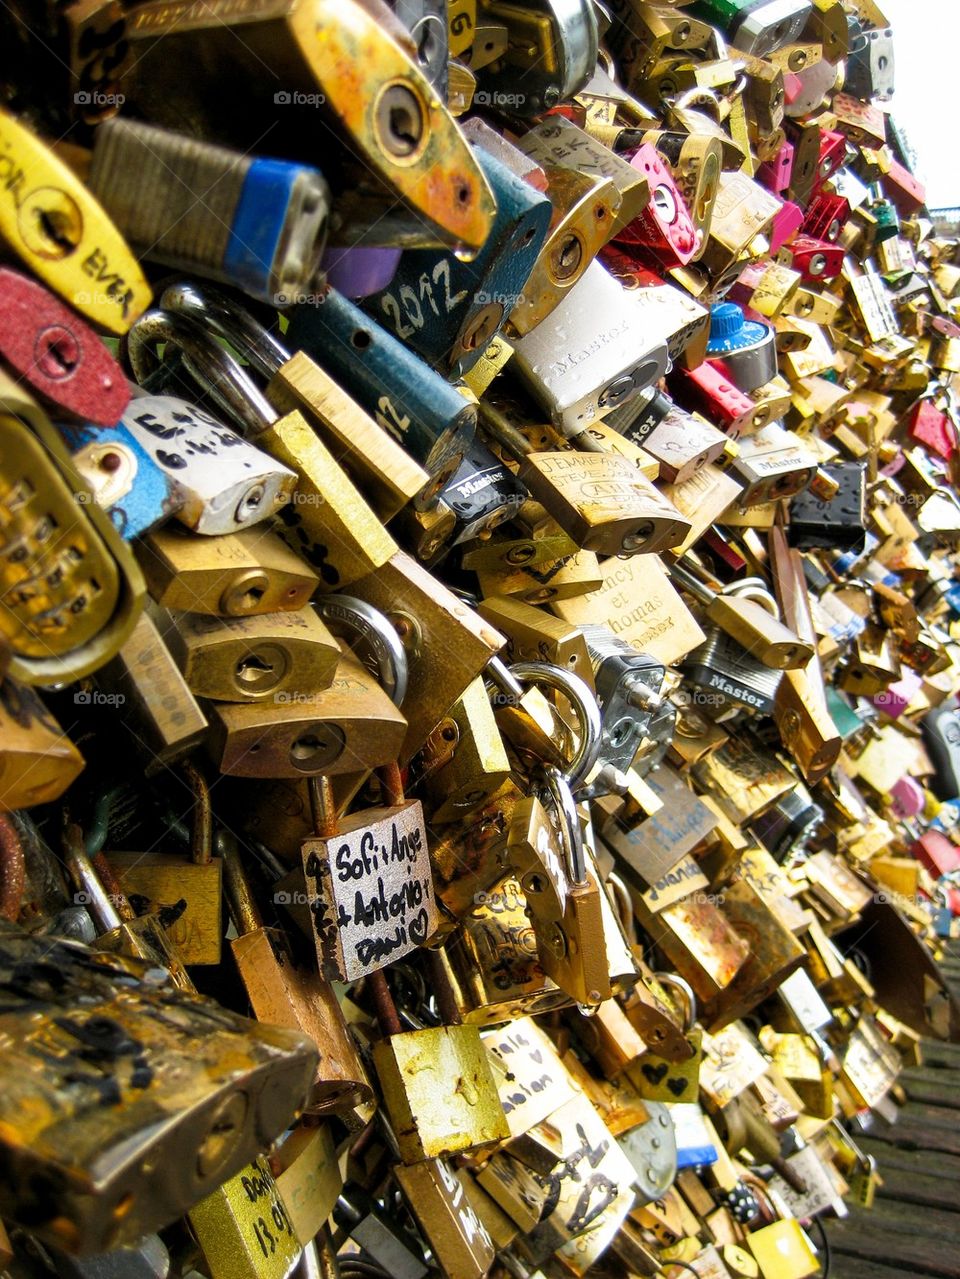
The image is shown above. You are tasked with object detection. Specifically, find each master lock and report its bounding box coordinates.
[689,0,812,57]
[684,624,784,714]
[362,136,552,379]
[787,460,867,552]
[507,260,670,434]
[705,302,779,393]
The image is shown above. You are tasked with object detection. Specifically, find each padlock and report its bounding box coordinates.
[688,0,811,56]
[58,418,184,542]
[395,1158,497,1279]
[838,624,901,698]
[477,595,592,680]
[670,360,769,438]
[473,0,598,113]
[123,0,495,253]
[0,266,130,426]
[844,15,894,101]
[437,872,571,1024]
[370,978,510,1162]
[505,165,621,338]
[415,439,528,557]
[221,833,373,1113]
[87,118,330,305]
[479,401,691,557]
[62,823,194,990]
[506,260,670,434]
[92,610,208,775]
[274,1123,342,1250]
[728,424,819,505]
[126,307,397,591]
[332,1182,430,1279]
[102,763,223,967]
[0,677,85,810]
[114,393,298,536]
[347,549,505,763]
[286,286,476,481]
[0,105,151,334]
[423,678,511,822]
[684,625,784,714]
[188,1153,302,1279]
[705,302,779,393]
[163,606,340,703]
[522,763,611,1005]
[207,648,408,777]
[392,0,449,91]
[668,562,813,668]
[639,403,733,484]
[577,624,668,776]
[696,170,781,279]
[517,117,651,239]
[779,233,844,282]
[0,922,317,1254]
[363,136,552,378]
[314,593,410,710]
[787,460,867,551]
[0,369,146,686]
[300,767,438,981]
[136,525,319,618]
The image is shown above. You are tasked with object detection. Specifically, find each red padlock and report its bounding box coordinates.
[908,398,957,463]
[779,234,844,282]
[669,361,759,438]
[769,200,805,253]
[0,266,130,425]
[882,158,927,217]
[802,193,850,243]
[913,830,960,878]
[814,128,848,188]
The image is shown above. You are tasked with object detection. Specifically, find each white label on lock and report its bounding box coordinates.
[121,395,296,534]
[302,800,438,982]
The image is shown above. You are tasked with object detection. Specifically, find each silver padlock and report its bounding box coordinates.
[578,625,670,777]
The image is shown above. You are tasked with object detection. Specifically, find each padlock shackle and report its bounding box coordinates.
[220,831,265,935]
[160,280,291,380]
[541,763,587,886]
[125,308,279,437]
[0,815,24,924]
[315,595,409,708]
[653,971,698,1030]
[62,822,121,933]
[488,658,602,790]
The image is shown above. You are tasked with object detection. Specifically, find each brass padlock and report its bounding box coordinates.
[164,606,340,703]
[136,525,320,617]
[0,678,85,810]
[371,994,510,1162]
[188,1153,302,1279]
[207,648,408,777]
[0,923,316,1255]
[222,833,373,1114]
[422,677,511,823]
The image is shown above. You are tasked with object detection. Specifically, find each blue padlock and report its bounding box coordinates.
[57,421,177,540]
[287,287,476,484]
[360,146,552,380]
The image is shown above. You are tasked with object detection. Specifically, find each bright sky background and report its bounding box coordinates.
[882,0,960,209]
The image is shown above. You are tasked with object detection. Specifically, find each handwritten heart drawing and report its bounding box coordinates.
[642,1062,669,1085]
[667,1076,689,1097]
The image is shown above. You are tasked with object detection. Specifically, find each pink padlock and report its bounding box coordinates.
[769,200,804,254]
[757,141,794,197]
[872,669,923,719]
[890,776,925,819]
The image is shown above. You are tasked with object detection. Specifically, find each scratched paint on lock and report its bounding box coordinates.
[301,801,438,981]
